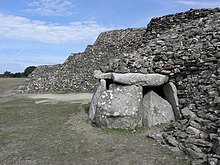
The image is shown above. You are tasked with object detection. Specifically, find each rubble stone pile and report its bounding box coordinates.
[17,28,146,93]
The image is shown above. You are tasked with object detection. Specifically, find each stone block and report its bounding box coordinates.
[142,90,175,127]
[163,82,180,120]
[94,70,112,79]
[181,107,197,119]
[89,79,106,122]
[94,84,143,129]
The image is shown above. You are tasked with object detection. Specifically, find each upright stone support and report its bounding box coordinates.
[142,90,175,127]
[163,82,180,120]
[89,79,106,122]
[94,84,143,129]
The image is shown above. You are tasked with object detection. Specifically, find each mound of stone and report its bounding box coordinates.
[94,8,220,164]
[17,28,146,93]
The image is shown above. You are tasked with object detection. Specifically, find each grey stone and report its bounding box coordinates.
[165,135,179,147]
[176,131,188,139]
[185,126,201,136]
[193,139,213,148]
[89,79,106,122]
[209,133,218,140]
[214,97,220,104]
[94,84,143,129]
[94,70,112,79]
[181,107,197,119]
[185,147,204,159]
[212,138,220,154]
[163,82,180,120]
[208,158,218,165]
[191,159,206,165]
[142,90,175,127]
[214,52,220,58]
[112,73,169,86]
[146,130,164,143]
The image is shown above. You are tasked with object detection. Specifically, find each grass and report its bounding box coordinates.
[0,78,191,165]
[0,96,85,164]
[0,132,13,145]
[81,103,90,114]
[0,78,26,94]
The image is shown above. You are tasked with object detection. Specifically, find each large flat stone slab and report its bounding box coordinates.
[112,73,169,86]
[94,84,143,129]
[94,70,112,79]
[142,90,175,127]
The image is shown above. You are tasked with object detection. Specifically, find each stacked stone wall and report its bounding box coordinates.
[17,28,146,93]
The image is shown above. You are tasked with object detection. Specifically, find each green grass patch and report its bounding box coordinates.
[0,133,13,145]
[81,103,90,114]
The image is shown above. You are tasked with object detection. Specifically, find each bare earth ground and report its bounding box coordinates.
[0,78,191,165]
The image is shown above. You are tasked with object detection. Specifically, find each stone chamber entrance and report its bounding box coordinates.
[89,71,180,130]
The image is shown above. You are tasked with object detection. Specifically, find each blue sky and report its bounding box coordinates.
[0,0,219,73]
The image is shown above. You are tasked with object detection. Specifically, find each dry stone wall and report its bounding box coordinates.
[17,28,146,93]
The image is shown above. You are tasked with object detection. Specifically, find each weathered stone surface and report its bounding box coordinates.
[185,126,201,137]
[191,159,206,165]
[212,138,220,154]
[185,148,204,159]
[142,90,175,127]
[146,130,164,143]
[181,107,197,119]
[112,73,169,86]
[94,84,143,129]
[94,70,112,79]
[163,82,180,120]
[165,135,179,147]
[207,157,219,165]
[89,79,106,122]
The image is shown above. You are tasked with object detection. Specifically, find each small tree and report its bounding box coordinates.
[13,72,25,78]
[24,66,36,77]
[4,71,12,77]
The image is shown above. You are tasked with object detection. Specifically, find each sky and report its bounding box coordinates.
[0,0,219,73]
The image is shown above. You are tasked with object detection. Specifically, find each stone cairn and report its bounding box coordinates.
[17,8,220,164]
[89,8,220,165]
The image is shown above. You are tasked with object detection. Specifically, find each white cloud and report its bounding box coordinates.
[26,0,75,16]
[177,0,220,7]
[0,14,112,44]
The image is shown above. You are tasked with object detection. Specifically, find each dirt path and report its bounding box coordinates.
[23,93,93,104]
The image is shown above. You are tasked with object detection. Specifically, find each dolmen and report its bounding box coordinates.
[89,70,180,130]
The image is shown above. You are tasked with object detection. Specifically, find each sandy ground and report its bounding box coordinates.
[23,93,93,104]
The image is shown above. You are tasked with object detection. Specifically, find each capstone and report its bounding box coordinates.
[112,73,169,86]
